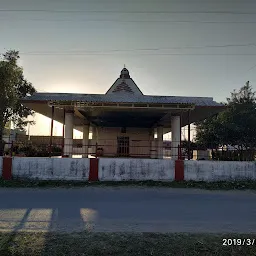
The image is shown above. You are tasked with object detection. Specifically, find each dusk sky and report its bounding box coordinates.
[1,0,256,138]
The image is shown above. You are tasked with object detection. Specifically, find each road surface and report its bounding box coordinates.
[0,187,255,233]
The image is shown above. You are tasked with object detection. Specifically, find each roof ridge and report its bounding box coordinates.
[143,94,214,100]
[33,92,215,101]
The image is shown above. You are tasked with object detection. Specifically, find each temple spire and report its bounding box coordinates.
[105,67,143,95]
[120,66,130,79]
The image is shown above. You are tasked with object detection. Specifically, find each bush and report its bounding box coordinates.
[10,143,62,157]
[212,149,255,161]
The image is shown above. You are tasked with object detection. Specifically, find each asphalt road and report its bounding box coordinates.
[0,187,255,233]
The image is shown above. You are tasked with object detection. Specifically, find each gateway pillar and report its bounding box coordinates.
[188,110,191,160]
[171,115,181,160]
[64,110,74,157]
[150,128,156,158]
[91,125,97,157]
[82,124,89,158]
[157,126,163,159]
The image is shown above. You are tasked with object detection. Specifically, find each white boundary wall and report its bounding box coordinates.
[184,160,256,181]
[99,158,175,181]
[0,157,2,177]
[12,157,90,181]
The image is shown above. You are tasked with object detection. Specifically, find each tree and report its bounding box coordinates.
[225,81,256,149]
[195,81,256,160]
[180,140,198,159]
[0,50,36,155]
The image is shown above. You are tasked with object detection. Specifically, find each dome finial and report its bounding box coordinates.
[120,66,130,78]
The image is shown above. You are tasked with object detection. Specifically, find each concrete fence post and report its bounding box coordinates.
[175,159,184,181]
[89,158,99,181]
[2,157,12,180]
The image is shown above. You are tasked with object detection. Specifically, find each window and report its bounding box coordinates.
[117,136,129,157]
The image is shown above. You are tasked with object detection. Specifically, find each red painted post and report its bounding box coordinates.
[89,158,99,181]
[2,157,12,180]
[175,160,184,181]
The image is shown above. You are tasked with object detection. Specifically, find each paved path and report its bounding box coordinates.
[0,187,255,233]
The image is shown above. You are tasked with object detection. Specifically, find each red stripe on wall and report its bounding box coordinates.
[2,157,12,180]
[89,158,99,181]
[175,160,184,181]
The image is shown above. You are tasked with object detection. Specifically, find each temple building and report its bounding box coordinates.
[22,67,225,159]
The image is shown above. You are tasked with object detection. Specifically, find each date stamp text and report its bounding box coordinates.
[223,238,255,246]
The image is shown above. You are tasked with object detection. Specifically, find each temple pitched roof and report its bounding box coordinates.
[23,67,224,107]
[105,67,143,95]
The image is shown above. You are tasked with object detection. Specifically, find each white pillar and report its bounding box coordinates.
[150,128,155,158]
[171,115,181,160]
[82,124,89,158]
[64,111,74,157]
[91,126,97,156]
[91,126,97,141]
[157,126,163,159]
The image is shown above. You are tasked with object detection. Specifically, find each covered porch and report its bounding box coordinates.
[22,99,224,159]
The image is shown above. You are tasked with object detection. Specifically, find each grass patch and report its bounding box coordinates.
[0,232,255,256]
[0,178,256,190]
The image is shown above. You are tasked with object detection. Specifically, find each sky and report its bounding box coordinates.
[1,0,256,139]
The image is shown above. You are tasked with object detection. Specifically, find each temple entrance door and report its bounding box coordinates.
[117,136,129,157]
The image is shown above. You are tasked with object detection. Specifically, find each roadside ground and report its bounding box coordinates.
[1,178,256,190]
[0,232,256,256]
